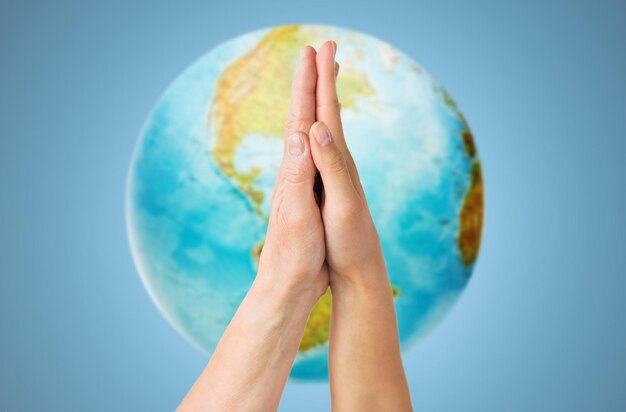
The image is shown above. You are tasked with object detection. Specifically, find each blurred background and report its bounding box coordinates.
[1,0,625,410]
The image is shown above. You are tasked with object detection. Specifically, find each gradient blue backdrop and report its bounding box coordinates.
[1,0,625,410]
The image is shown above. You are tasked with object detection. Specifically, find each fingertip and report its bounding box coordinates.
[309,121,321,141]
[286,130,313,154]
[316,41,336,71]
[300,45,317,60]
[288,47,317,131]
[295,45,316,79]
[321,40,336,57]
[287,132,305,156]
[311,121,333,147]
[308,121,354,198]
[282,131,316,179]
[297,45,317,73]
[315,41,340,117]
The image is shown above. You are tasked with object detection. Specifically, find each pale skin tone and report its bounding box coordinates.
[177,41,412,412]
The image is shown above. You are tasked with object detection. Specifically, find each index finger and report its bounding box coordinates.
[315,40,364,197]
[285,45,318,139]
[271,46,318,207]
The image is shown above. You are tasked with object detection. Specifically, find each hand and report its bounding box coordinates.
[178,46,331,412]
[308,41,388,291]
[179,41,411,412]
[255,45,329,307]
[309,40,413,412]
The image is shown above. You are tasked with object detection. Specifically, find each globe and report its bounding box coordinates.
[126,24,483,381]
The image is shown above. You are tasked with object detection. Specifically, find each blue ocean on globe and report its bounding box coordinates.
[126,24,483,380]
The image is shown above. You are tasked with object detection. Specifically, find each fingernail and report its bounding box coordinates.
[331,41,337,57]
[288,133,305,155]
[315,123,332,146]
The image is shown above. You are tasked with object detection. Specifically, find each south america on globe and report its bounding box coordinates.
[126,24,484,380]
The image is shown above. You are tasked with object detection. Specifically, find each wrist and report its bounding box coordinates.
[251,269,320,312]
[330,264,393,303]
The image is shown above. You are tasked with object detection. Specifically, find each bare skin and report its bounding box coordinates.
[177,42,412,412]
[311,41,413,412]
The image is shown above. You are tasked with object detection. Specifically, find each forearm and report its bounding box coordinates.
[178,277,315,412]
[329,270,413,412]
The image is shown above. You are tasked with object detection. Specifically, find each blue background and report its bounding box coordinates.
[1,0,625,410]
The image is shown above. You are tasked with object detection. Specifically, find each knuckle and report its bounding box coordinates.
[285,114,307,135]
[281,163,307,184]
[270,181,312,230]
[316,98,341,112]
[326,150,348,174]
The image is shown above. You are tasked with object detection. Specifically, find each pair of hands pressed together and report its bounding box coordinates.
[178,41,412,412]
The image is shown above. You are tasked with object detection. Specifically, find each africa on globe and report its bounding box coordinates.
[126,24,483,380]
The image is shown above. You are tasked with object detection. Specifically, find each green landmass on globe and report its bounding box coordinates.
[127,24,483,380]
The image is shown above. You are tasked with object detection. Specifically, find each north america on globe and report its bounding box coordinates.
[126,24,483,380]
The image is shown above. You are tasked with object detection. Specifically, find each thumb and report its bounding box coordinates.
[277,131,316,191]
[309,121,358,203]
[270,131,318,229]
